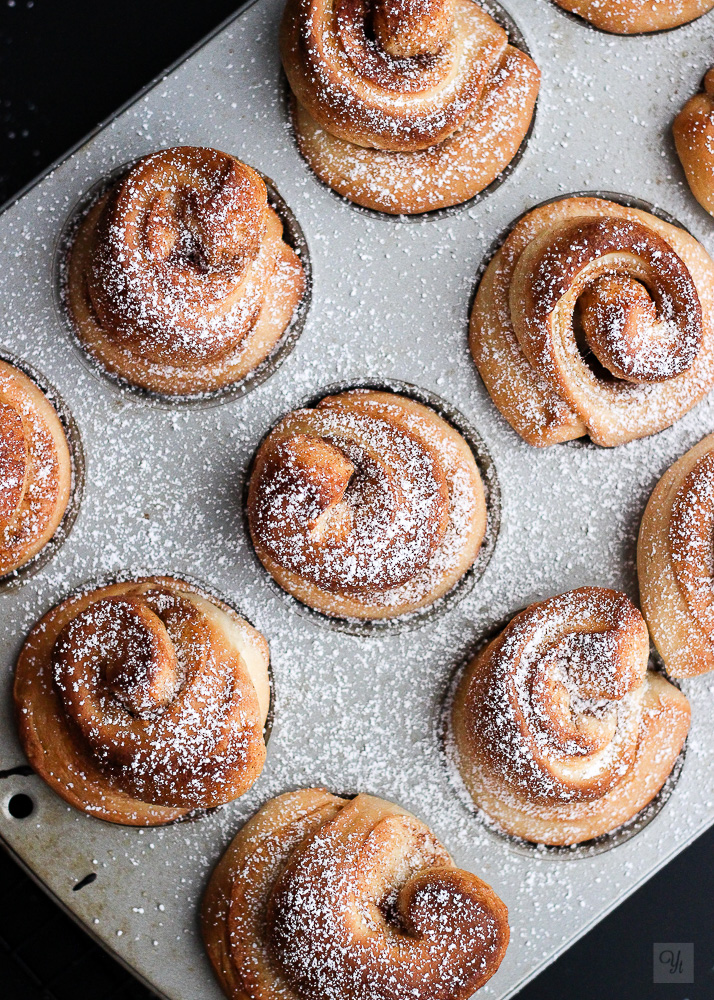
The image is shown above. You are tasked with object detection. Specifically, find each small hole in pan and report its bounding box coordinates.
[7,793,34,819]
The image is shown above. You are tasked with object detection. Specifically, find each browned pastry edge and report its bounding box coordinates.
[553,0,714,33]
[674,68,714,218]
[639,431,714,676]
[0,359,72,575]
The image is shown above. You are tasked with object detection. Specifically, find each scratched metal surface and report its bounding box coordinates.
[1,1,714,998]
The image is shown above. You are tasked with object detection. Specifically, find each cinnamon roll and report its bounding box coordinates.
[470,196,714,447]
[66,146,306,395]
[638,433,714,677]
[674,69,714,218]
[451,588,690,845]
[247,389,487,620]
[202,788,510,1000]
[552,0,714,33]
[0,359,72,576]
[281,0,540,214]
[14,576,270,825]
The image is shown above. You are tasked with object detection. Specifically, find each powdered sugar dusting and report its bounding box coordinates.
[0,1,713,999]
[248,389,486,616]
[552,0,713,34]
[284,0,539,214]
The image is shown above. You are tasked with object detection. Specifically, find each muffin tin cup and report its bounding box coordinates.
[241,377,501,636]
[282,0,539,224]
[544,0,713,37]
[0,348,85,594]
[438,624,688,860]
[53,159,312,409]
[10,569,276,827]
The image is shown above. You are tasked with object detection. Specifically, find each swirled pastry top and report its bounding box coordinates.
[282,0,540,214]
[14,577,270,826]
[470,196,714,447]
[674,69,714,217]
[247,390,487,620]
[282,0,526,151]
[639,432,714,677]
[552,0,714,33]
[452,588,690,844]
[0,359,72,576]
[202,788,510,1000]
[67,146,305,395]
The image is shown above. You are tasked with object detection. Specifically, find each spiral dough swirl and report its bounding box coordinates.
[452,588,690,844]
[247,390,487,620]
[470,196,714,447]
[14,577,270,825]
[281,0,539,214]
[202,789,510,1000]
[67,146,305,395]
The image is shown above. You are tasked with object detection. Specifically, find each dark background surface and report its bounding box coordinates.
[0,2,712,998]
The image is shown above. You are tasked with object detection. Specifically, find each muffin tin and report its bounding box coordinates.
[1,1,714,998]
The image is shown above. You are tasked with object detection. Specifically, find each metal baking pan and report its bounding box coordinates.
[1,1,713,997]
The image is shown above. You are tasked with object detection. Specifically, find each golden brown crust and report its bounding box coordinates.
[451,588,690,845]
[281,0,539,214]
[14,576,270,826]
[674,69,714,218]
[0,360,72,575]
[470,196,714,447]
[553,0,713,33]
[373,0,455,58]
[247,390,487,620]
[638,432,714,676]
[202,789,510,1000]
[203,789,346,1000]
[67,146,305,395]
